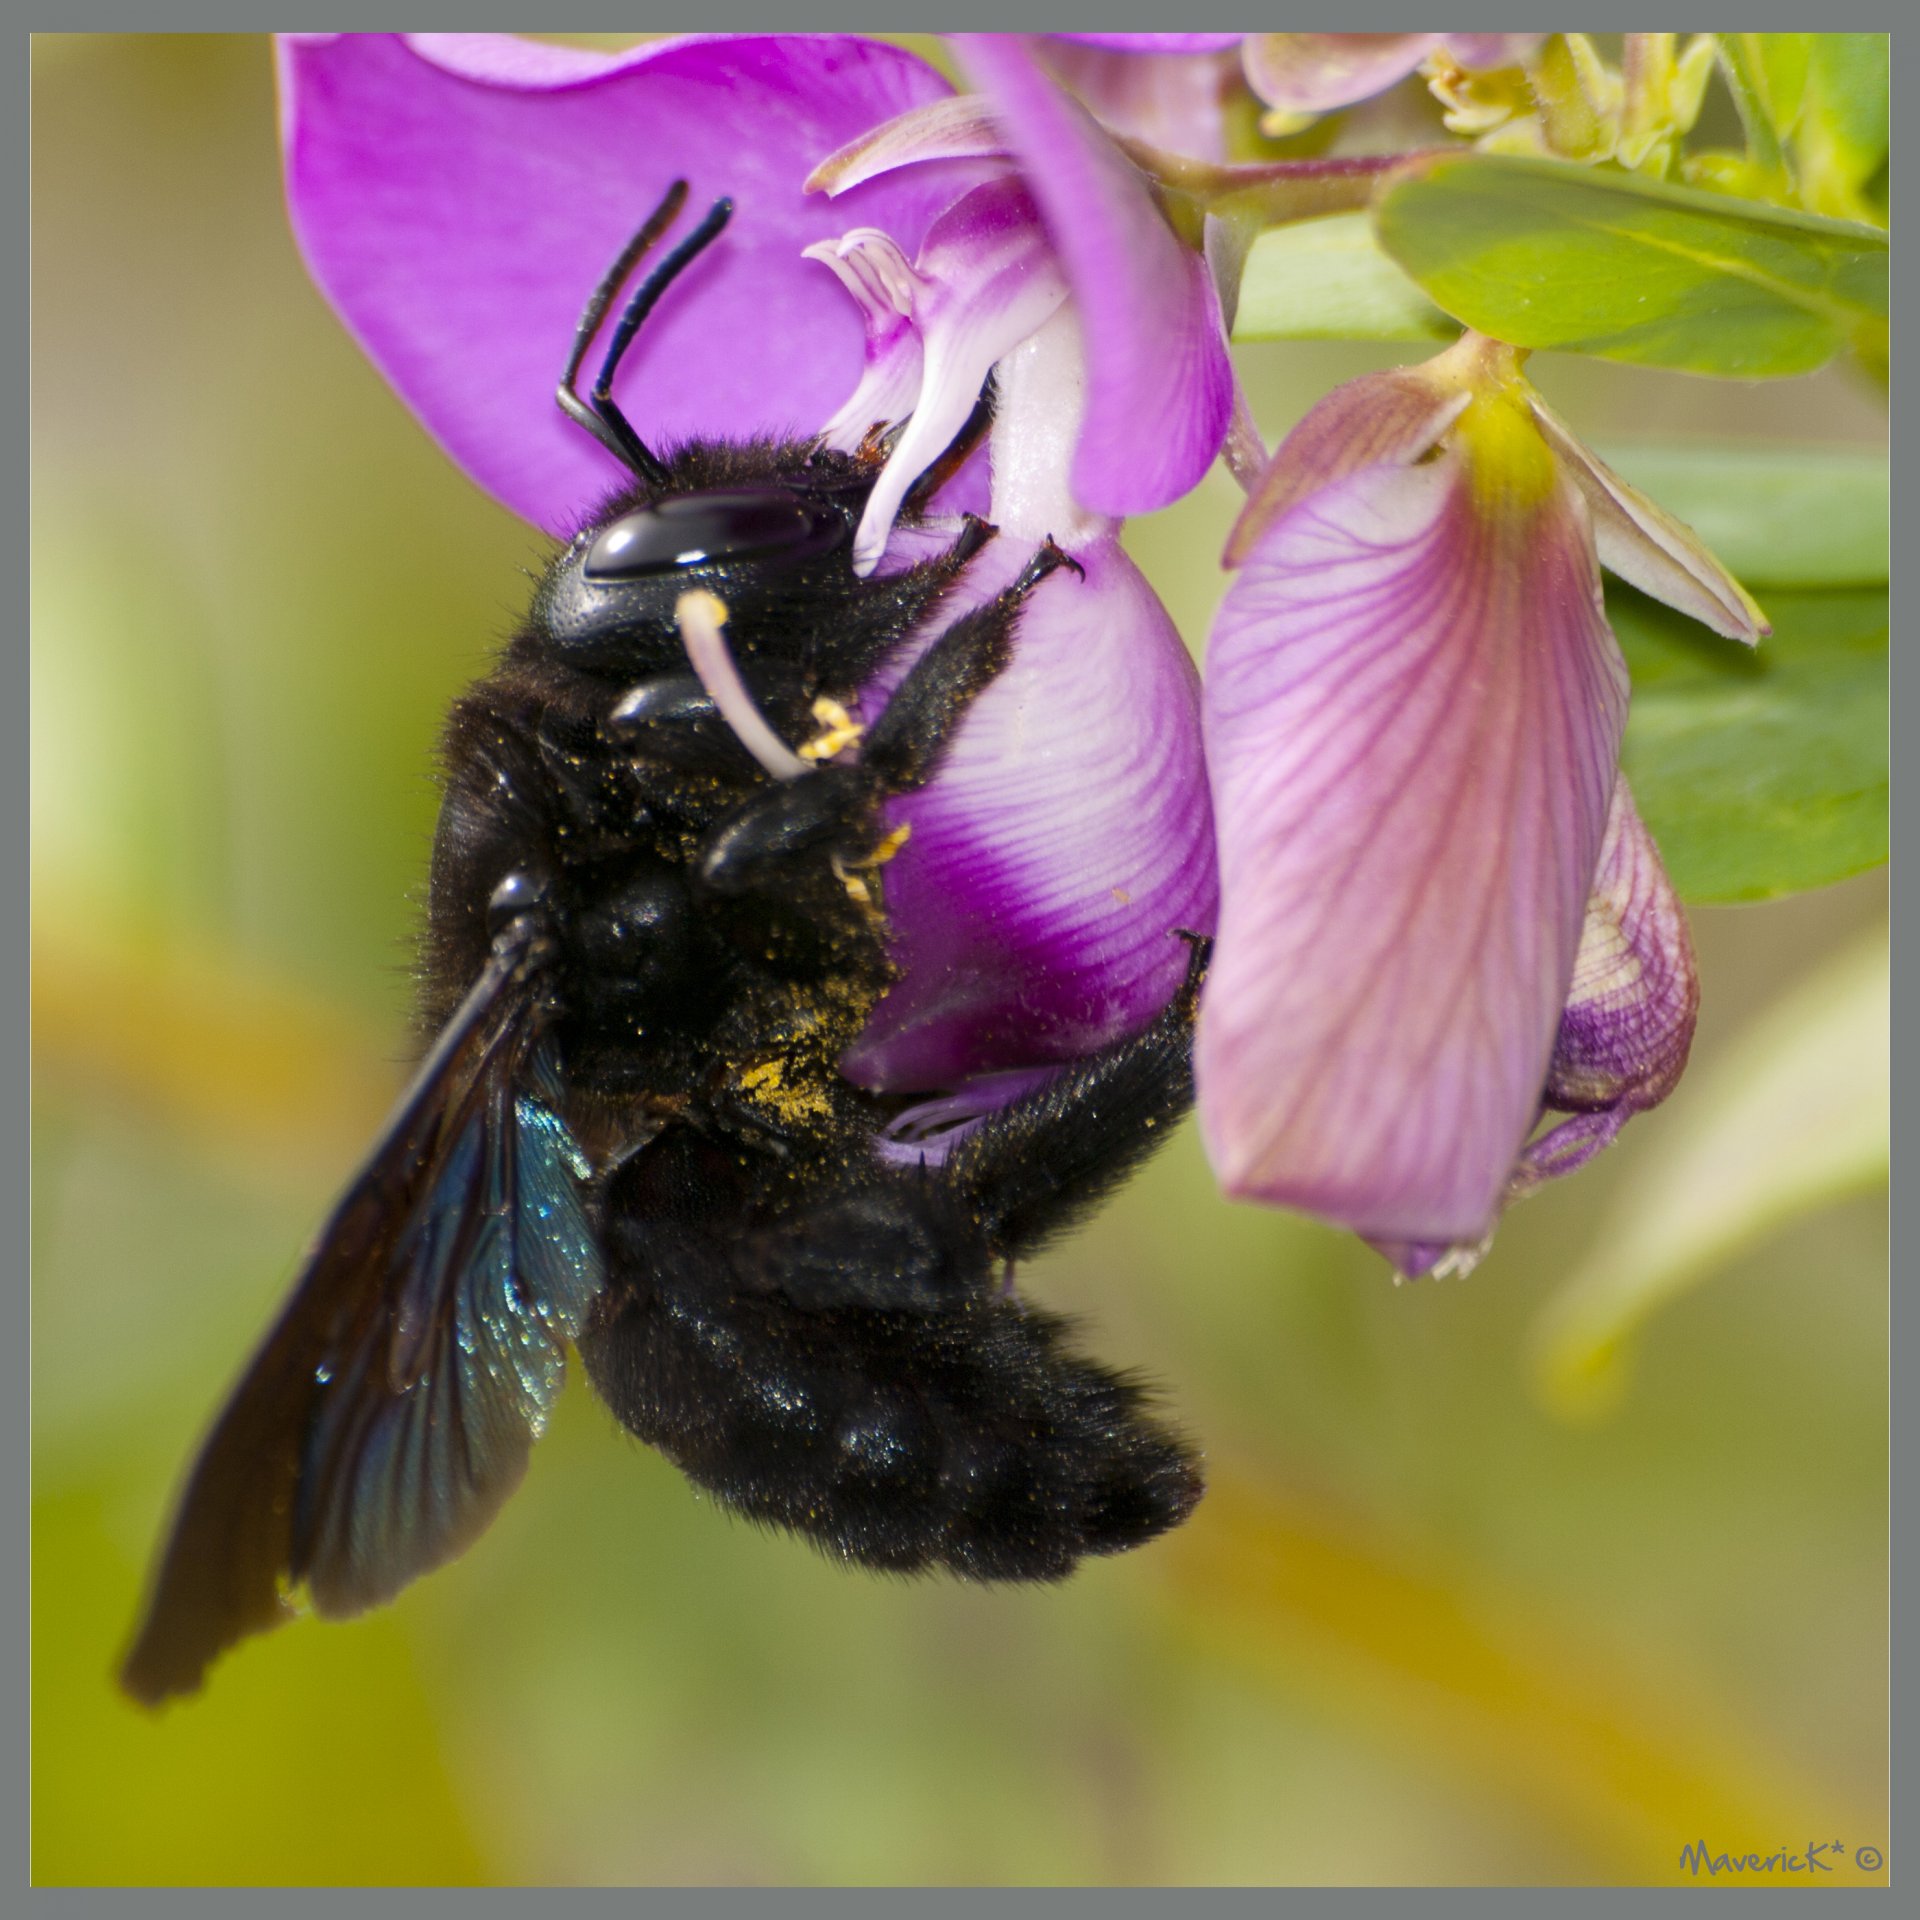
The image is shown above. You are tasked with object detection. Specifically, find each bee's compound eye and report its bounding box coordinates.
[583,490,844,580]
[487,869,546,934]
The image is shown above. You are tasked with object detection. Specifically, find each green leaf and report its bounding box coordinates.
[1613,583,1886,903]
[1373,153,1888,376]
[1528,926,1887,1422]
[1233,212,1456,344]
[1591,441,1887,588]
[1797,34,1889,222]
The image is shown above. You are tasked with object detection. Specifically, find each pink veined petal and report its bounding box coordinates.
[1198,456,1628,1243]
[1225,366,1469,565]
[1240,34,1440,115]
[1528,398,1769,643]
[1365,775,1697,1281]
[1034,37,1240,161]
[844,536,1218,1089]
[277,33,963,535]
[956,35,1234,516]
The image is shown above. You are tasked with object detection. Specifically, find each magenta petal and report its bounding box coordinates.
[1047,34,1247,54]
[278,33,960,534]
[1366,1229,1494,1285]
[844,538,1218,1088]
[956,35,1234,515]
[1198,457,1629,1243]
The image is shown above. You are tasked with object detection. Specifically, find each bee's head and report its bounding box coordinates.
[530,183,894,675]
[531,472,863,671]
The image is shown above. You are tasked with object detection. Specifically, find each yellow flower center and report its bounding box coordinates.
[1453,383,1559,513]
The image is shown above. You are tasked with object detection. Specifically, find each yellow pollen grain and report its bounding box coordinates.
[798,696,863,762]
[838,869,874,906]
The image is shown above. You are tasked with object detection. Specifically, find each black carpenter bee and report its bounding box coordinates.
[122,182,1206,1706]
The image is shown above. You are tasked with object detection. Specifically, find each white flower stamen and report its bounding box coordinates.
[674,589,809,783]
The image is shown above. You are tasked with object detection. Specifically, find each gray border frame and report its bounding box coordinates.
[22,2,1904,1909]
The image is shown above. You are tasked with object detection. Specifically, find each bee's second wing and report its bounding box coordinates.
[120,928,603,1706]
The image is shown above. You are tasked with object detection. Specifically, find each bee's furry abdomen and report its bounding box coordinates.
[583,1172,1201,1580]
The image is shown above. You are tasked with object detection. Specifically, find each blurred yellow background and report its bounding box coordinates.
[32,34,1888,1887]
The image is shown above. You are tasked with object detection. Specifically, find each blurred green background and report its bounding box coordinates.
[32,35,1888,1888]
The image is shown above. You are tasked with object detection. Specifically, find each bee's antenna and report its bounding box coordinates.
[584,196,735,484]
[556,180,691,487]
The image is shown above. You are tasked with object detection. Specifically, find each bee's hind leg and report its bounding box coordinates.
[941,933,1211,1256]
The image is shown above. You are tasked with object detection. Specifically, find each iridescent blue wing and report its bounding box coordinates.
[121,923,603,1705]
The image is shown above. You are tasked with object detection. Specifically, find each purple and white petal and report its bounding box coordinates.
[845,536,1218,1089]
[1198,452,1628,1243]
[956,35,1234,516]
[1540,774,1699,1126]
[986,305,1111,551]
[835,177,1069,574]
[874,1065,1069,1169]
[804,228,927,454]
[1529,398,1769,643]
[277,32,962,534]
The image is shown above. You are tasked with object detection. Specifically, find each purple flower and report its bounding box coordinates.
[1197,332,1764,1267]
[804,33,1235,1079]
[277,31,1220,1090]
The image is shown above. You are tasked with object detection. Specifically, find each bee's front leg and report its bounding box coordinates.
[693,538,1079,904]
[859,538,1081,796]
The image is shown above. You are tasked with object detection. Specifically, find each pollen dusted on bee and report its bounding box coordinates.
[832,820,912,909]
[736,1056,834,1124]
